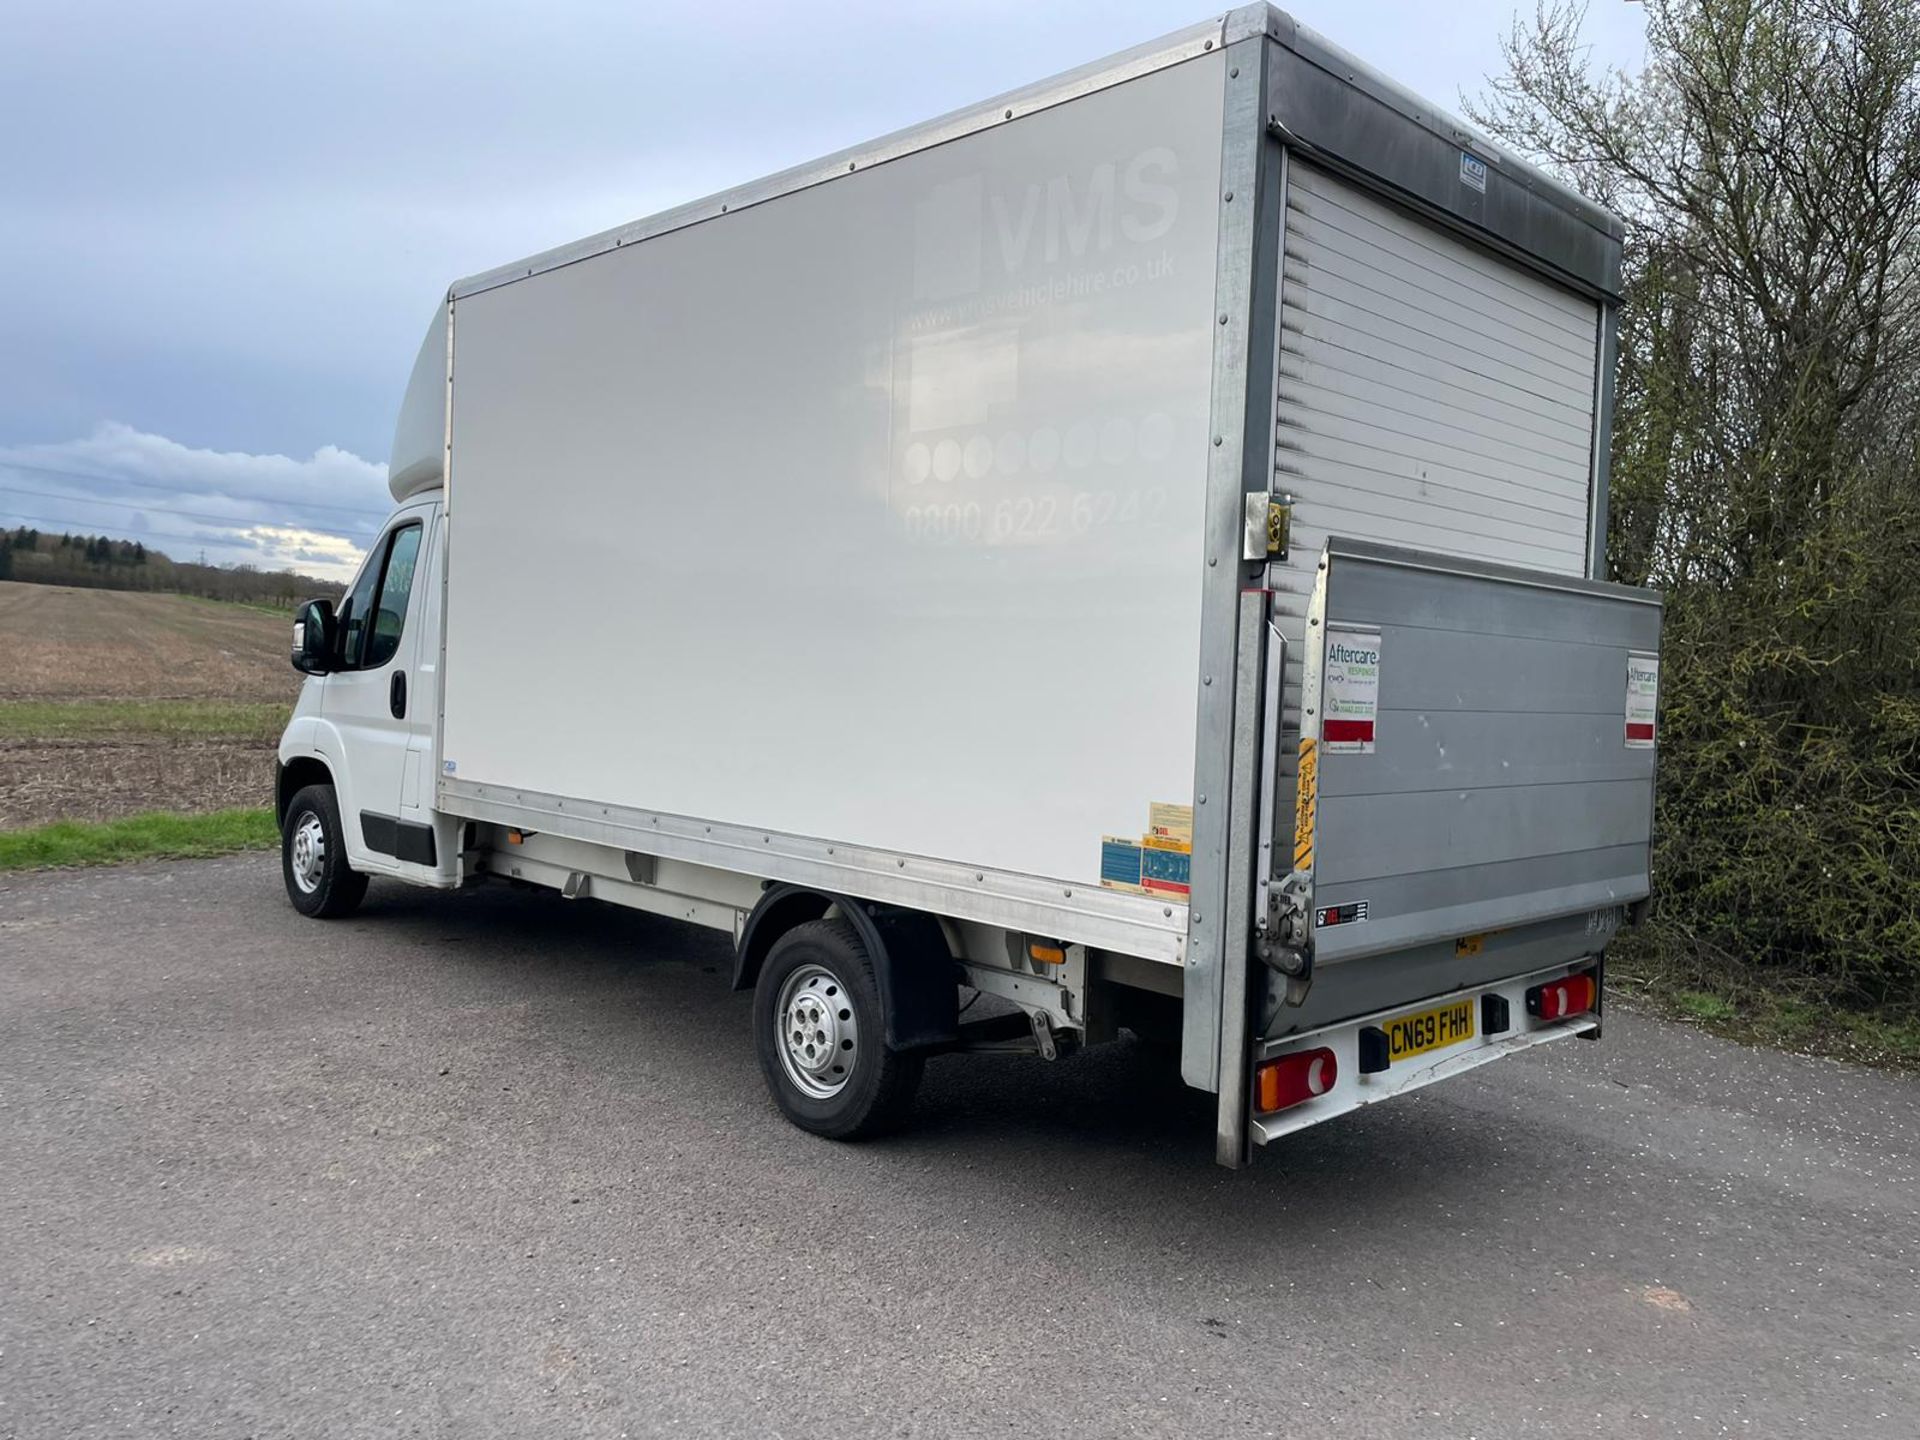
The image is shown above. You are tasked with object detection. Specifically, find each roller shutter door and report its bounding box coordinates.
[1275,161,1600,577]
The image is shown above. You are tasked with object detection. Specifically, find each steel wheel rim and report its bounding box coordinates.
[775,962,858,1100]
[289,812,327,895]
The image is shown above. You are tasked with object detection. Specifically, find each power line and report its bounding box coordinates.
[0,484,375,539]
[0,458,391,520]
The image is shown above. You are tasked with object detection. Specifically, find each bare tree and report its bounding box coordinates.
[1472,0,1920,1000]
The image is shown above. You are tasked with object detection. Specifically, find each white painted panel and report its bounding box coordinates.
[440,56,1226,888]
[1276,161,1600,584]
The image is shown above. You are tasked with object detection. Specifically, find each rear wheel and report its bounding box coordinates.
[753,918,923,1139]
[281,783,368,919]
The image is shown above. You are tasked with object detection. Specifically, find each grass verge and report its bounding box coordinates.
[179,593,304,618]
[0,699,290,741]
[0,809,278,871]
[1611,951,1920,1072]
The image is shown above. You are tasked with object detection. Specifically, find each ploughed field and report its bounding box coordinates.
[0,582,295,828]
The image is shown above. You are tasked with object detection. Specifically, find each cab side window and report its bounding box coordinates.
[363,525,422,669]
[336,522,422,670]
[334,546,383,667]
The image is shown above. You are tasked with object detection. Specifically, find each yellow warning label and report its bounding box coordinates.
[1147,802,1194,844]
[1455,933,1485,956]
[1292,737,1318,871]
[1101,802,1195,900]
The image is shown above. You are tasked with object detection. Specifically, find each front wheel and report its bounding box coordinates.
[281,783,369,919]
[753,918,924,1139]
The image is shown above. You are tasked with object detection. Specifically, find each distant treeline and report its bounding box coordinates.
[0,526,343,605]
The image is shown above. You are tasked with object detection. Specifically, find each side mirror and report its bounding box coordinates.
[292,598,338,675]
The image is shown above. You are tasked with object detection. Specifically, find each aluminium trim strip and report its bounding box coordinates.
[1180,32,1280,1095]
[1588,302,1619,580]
[437,777,1187,965]
[432,297,455,865]
[1324,536,1661,607]
[1286,544,1332,989]
[1215,585,1275,1165]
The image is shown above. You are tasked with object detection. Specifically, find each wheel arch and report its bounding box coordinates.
[276,755,336,825]
[735,884,959,1051]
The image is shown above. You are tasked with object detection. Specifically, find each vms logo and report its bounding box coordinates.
[913,148,1180,301]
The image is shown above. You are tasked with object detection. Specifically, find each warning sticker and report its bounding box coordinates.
[1099,836,1145,893]
[1147,802,1193,844]
[1626,653,1660,749]
[1140,842,1192,900]
[1100,800,1194,902]
[1292,737,1318,870]
[1323,628,1381,753]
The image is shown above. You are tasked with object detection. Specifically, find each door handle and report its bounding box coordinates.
[390,670,407,719]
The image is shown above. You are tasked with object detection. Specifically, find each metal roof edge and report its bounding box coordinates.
[447,5,1621,303]
[452,13,1233,301]
[1256,3,1622,240]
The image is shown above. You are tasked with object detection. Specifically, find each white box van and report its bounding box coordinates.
[277,5,1660,1166]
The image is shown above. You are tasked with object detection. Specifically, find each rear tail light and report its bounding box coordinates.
[1255,1047,1338,1113]
[1526,971,1597,1021]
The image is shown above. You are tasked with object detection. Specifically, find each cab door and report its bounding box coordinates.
[323,502,436,872]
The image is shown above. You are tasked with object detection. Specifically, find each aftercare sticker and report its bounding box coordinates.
[1322,627,1381,753]
[1626,653,1660,748]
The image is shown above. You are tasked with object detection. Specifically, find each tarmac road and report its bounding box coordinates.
[1,855,1915,1438]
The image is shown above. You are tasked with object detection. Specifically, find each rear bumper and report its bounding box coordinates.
[1250,958,1601,1146]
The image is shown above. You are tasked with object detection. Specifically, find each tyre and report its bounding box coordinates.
[281,783,369,919]
[753,918,924,1140]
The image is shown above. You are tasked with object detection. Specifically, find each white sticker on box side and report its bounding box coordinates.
[1323,627,1381,754]
[1625,653,1659,749]
[1460,151,1488,193]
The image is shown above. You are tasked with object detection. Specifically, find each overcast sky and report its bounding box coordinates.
[0,0,1646,579]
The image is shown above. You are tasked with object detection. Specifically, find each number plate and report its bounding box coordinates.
[1382,998,1476,1063]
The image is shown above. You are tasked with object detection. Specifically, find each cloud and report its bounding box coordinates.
[234,524,371,576]
[0,1,1647,464]
[0,3,1652,583]
[0,422,388,581]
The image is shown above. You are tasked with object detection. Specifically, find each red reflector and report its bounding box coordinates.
[1526,972,1597,1021]
[1255,1047,1338,1114]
